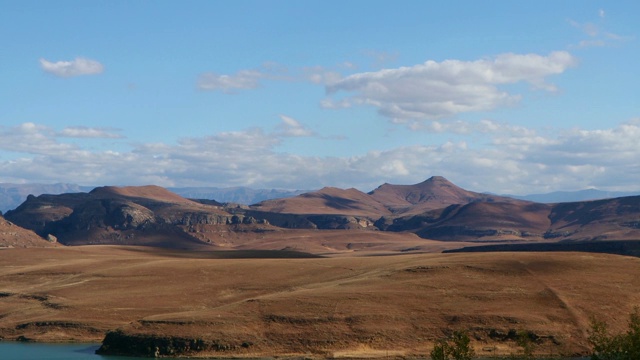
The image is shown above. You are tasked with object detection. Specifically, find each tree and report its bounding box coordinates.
[430,339,449,360]
[588,307,640,360]
[510,330,535,360]
[430,331,476,360]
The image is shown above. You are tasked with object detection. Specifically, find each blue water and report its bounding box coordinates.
[0,342,589,359]
[0,342,159,360]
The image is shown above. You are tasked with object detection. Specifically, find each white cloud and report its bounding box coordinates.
[39,57,104,77]
[197,70,264,93]
[276,115,315,137]
[380,160,409,176]
[411,118,534,135]
[197,63,291,93]
[0,123,76,155]
[2,120,640,195]
[304,66,343,85]
[319,98,352,109]
[58,126,124,139]
[324,51,576,121]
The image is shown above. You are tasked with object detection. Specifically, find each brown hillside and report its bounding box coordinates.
[369,176,524,214]
[252,187,391,217]
[4,186,236,249]
[0,216,56,248]
[380,189,640,243]
[547,195,640,241]
[6,180,640,248]
[416,202,552,241]
[188,228,472,256]
[3,193,90,236]
[0,246,638,358]
[90,185,195,205]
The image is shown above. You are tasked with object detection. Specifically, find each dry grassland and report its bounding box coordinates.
[0,245,639,358]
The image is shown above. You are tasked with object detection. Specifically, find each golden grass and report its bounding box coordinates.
[0,245,638,358]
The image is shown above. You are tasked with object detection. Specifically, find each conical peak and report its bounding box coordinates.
[422,176,451,184]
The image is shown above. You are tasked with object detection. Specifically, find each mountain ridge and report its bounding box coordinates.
[368,175,524,214]
[4,177,640,251]
[3,180,639,214]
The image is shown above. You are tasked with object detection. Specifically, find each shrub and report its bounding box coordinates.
[588,307,640,360]
[509,330,535,360]
[430,330,475,360]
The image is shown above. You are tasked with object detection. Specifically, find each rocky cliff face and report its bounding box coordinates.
[96,330,250,357]
[0,215,57,248]
[3,186,256,248]
[6,179,640,247]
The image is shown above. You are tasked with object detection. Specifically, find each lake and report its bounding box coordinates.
[0,341,589,359]
[0,342,176,360]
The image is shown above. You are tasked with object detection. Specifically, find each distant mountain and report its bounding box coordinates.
[381,201,553,241]
[369,175,524,214]
[4,181,637,214]
[507,189,640,203]
[169,186,308,205]
[0,183,93,213]
[253,176,526,217]
[252,187,393,217]
[4,185,260,249]
[5,177,640,249]
[0,184,307,214]
[381,193,640,242]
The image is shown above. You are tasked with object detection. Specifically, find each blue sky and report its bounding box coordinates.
[1,1,639,194]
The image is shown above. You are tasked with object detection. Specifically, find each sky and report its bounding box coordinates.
[1,1,639,195]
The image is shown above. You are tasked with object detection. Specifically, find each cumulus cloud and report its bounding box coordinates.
[323,51,576,121]
[0,123,76,155]
[39,57,104,77]
[412,119,521,135]
[2,120,640,194]
[58,126,124,139]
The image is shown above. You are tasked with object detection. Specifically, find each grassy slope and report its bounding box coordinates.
[0,246,638,358]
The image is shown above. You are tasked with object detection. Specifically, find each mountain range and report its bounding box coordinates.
[2,176,638,359]
[3,181,637,214]
[0,183,307,213]
[2,176,640,253]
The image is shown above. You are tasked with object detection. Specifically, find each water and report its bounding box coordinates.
[0,342,589,359]
[0,342,162,360]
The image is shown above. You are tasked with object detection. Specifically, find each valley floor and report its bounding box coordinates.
[0,245,638,358]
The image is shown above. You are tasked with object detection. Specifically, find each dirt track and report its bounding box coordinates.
[0,246,639,358]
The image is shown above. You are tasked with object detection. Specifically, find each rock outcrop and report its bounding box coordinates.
[96,330,251,357]
[0,215,56,248]
[3,186,259,248]
[6,178,640,247]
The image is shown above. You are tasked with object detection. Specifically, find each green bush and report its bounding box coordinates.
[588,307,640,360]
[508,330,535,360]
[430,331,475,360]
